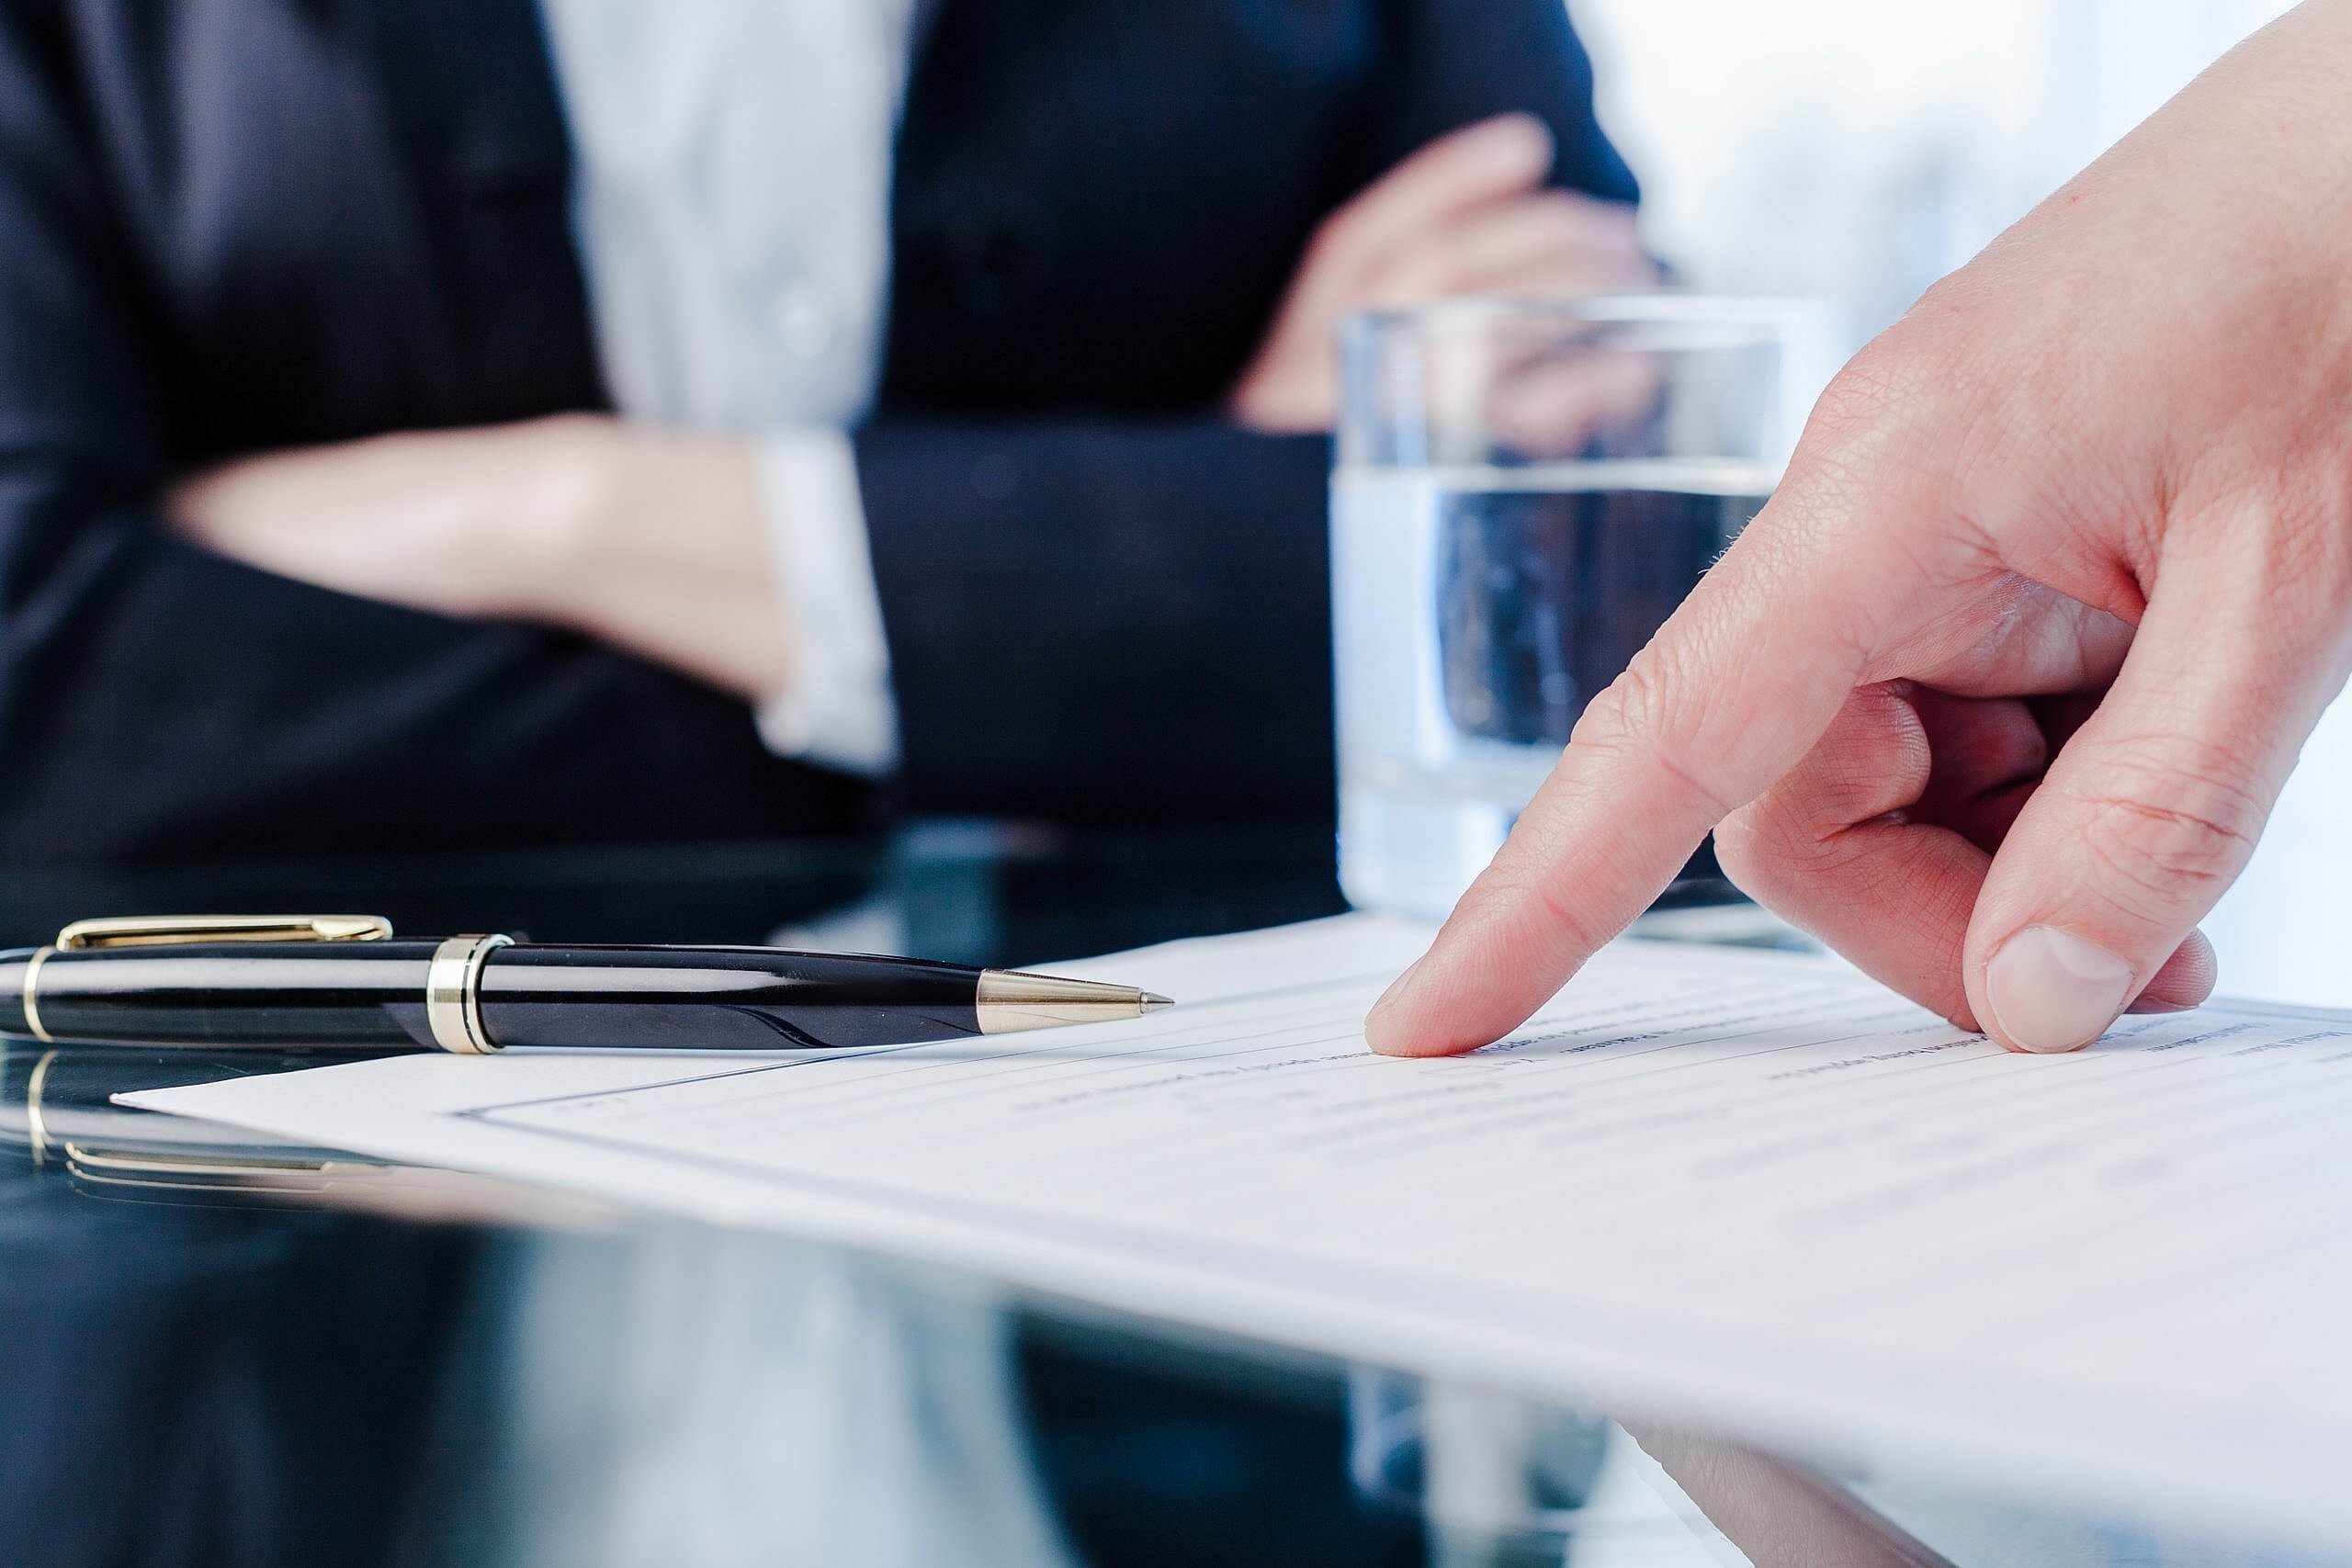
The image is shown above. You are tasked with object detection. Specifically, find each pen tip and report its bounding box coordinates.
[974,972,1173,1033]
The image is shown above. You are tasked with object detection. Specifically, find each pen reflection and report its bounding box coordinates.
[0,1118,475,1564]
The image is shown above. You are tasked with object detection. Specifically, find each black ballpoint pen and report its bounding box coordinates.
[0,916,1173,1054]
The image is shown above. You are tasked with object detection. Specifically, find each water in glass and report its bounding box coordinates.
[1333,457,1771,918]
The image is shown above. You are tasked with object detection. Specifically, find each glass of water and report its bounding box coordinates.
[1332,296,1832,919]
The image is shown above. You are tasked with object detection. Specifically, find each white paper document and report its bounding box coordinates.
[127,915,2352,1540]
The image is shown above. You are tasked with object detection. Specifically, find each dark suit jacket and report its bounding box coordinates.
[0,0,1634,861]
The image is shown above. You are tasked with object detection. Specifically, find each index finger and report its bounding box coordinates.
[1361,473,1893,1056]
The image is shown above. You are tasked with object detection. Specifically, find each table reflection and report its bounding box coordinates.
[3,825,2345,1568]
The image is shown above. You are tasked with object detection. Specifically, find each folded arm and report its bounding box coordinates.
[163,411,1344,825]
[0,28,862,863]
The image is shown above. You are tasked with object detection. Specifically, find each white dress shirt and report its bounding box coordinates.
[509,20,1085,1568]
[537,0,911,776]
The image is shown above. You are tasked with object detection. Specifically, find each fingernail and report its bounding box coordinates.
[1984,927,2135,1054]
[2125,996,2194,1015]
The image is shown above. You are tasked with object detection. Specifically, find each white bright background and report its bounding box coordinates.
[1569,0,2345,1007]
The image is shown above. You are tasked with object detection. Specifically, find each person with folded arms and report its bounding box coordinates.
[1367,0,2352,1060]
[0,0,1653,861]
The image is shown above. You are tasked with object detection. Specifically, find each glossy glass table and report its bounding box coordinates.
[1,823,2340,1568]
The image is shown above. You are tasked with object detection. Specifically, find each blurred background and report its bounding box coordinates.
[1572,0,2343,1008]
[1578,0,2294,335]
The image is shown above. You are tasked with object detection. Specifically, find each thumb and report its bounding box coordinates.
[1964,539,2349,1053]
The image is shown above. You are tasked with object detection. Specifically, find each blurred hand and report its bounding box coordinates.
[1228,113,1657,434]
[167,414,792,701]
[1366,1,2352,1059]
[1623,1424,1941,1568]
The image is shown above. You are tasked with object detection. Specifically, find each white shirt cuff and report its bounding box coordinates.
[752,430,901,777]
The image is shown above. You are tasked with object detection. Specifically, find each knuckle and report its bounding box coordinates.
[1711,815,1762,888]
[1781,340,2003,578]
[1531,876,1611,956]
[2067,740,2267,907]
[1531,190,1620,237]
[1517,869,1612,956]
[1306,211,1366,273]
[1453,852,1611,958]
[1800,344,1949,468]
[1375,248,1450,302]
[1713,790,1838,897]
[1561,202,1636,254]
[1710,804,1782,892]
[2200,476,2352,626]
[1574,655,1739,825]
[1572,658,1666,753]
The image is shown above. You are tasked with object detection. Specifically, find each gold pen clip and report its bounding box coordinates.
[53,915,394,950]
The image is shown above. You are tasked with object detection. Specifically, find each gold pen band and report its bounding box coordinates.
[20,945,55,1043]
[23,1048,56,1166]
[425,933,512,1055]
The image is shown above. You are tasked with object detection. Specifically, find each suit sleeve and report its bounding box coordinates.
[1369,0,1640,204]
[0,18,868,862]
[855,419,1335,822]
[853,0,1635,823]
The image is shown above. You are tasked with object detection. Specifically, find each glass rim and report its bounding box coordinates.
[1339,291,1830,337]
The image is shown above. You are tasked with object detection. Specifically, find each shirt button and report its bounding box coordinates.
[774,283,838,360]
